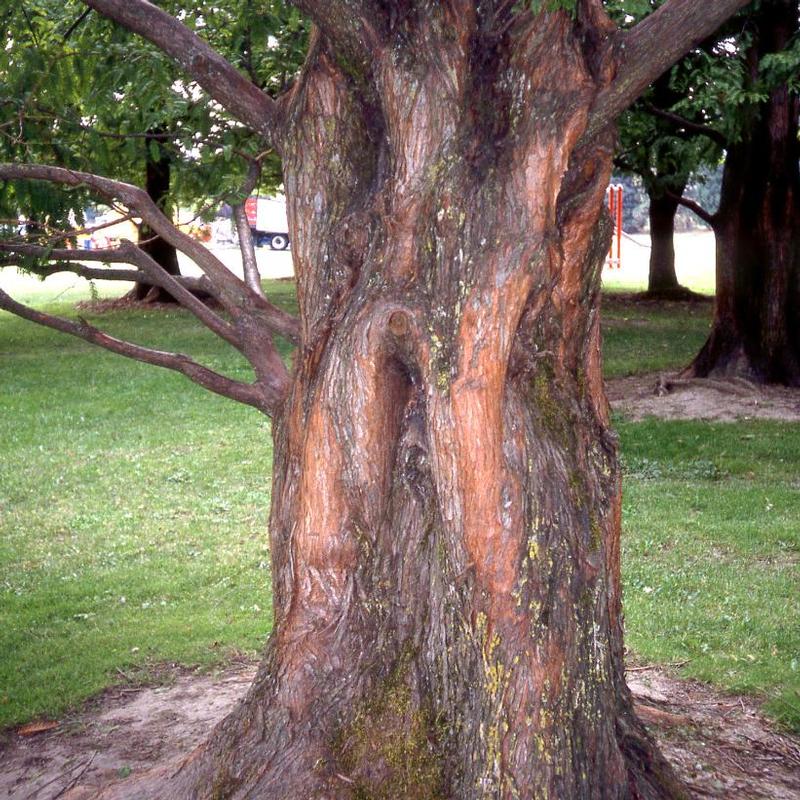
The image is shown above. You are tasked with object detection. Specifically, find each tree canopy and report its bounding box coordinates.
[0,1,308,235]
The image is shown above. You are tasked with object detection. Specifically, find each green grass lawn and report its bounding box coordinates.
[618,419,800,732]
[1,280,798,734]
[602,294,713,378]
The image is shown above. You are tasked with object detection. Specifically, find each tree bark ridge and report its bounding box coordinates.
[4,3,756,798]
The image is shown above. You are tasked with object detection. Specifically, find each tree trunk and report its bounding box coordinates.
[95,9,687,800]
[685,0,800,384]
[130,128,183,302]
[646,183,684,296]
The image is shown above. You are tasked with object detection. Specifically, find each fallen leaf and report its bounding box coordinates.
[18,720,59,736]
[634,703,690,728]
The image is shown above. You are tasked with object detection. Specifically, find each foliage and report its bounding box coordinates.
[0,1,308,232]
[612,0,800,229]
[611,2,723,218]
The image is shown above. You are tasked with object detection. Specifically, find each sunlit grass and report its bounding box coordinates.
[618,419,800,732]
[1,277,797,735]
[0,281,295,726]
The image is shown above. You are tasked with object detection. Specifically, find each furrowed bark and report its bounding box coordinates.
[84,8,698,799]
[5,2,753,798]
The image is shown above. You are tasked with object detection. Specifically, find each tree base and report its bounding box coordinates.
[635,286,712,303]
[121,285,216,306]
[683,331,800,387]
[68,663,689,800]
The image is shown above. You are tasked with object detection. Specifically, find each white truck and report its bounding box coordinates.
[244,196,290,250]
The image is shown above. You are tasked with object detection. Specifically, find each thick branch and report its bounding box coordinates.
[80,0,284,147]
[586,0,749,138]
[0,287,281,415]
[644,104,727,147]
[290,1,379,56]
[0,164,301,344]
[667,190,718,228]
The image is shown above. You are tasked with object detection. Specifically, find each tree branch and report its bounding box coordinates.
[80,0,284,147]
[0,163,301,344]
[643,104,727,147]
[290,1,379,55]
[1,242,188,287]
[232,159,265,299]
[0,247,143,282]
[667,191,718,228]
[586,0,749,138]
[0,287,281,415]
[0,241,240,346]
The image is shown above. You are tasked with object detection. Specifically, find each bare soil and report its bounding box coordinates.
[607,372,800,423]
[1,663,798,799]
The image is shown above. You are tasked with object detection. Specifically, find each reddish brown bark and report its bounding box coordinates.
[82,7,692,799]
[685,0,800,384]
[3,1,752,798]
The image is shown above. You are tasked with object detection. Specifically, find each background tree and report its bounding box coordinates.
[0,1,748,797]
[683,0,800,383]
[615,69,722,298]
[617,0,800,382]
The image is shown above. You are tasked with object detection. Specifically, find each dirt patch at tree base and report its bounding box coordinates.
[1,664,798,799]
[627,667,800,799]
[607,373,800,422]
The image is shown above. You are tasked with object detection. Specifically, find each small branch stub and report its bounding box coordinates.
[388,310,411,338]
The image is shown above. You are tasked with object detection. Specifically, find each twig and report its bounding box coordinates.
[51,751,98,799]
[0,287,276,413]
[627,660,690,673]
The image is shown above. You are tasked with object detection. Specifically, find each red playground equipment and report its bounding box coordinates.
[606,184,623,269]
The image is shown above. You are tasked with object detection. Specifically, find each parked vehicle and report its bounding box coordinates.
[244,196,290,250]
